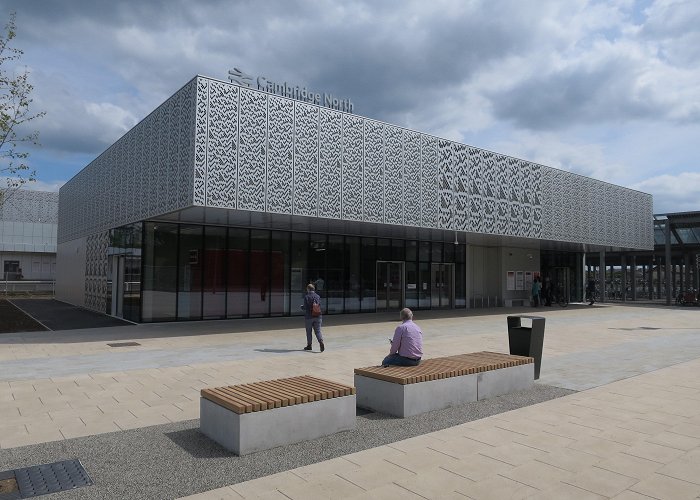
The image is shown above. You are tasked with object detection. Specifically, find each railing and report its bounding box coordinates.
[470,294,501,308]
[2,280,55,295]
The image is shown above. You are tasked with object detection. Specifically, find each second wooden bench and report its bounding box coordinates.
[200,375,356,455]
[354,351,534,417]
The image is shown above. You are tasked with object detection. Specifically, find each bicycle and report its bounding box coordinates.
[553,291,569,307]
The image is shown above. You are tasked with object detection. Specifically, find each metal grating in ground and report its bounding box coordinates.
[107,342,141,347]
[0,469,21,500]
[10,459,92,498]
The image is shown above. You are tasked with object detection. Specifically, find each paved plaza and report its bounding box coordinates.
[1,303,699,499]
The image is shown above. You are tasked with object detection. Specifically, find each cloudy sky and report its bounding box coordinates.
[2,0,699,212]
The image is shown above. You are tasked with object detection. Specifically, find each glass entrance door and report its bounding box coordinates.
[431,263,454,308]
[376,261,404,312]
[109,255,125,318]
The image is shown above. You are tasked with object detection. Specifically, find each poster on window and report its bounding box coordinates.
[516,271,524,290]
[507,271,515,291]
[525,271,533,291]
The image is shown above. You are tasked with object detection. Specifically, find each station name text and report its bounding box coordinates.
[228,67,354,113]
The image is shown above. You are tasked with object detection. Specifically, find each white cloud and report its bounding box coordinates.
[632,172,700,213]
[488,131,627,182]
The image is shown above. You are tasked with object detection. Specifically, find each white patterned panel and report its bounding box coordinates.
[179,80,197,210]
[157,104,169,216]
[84,230,109,313]
[420,135,439,228]
[504,157,520,236]
[318,109,342,219]
[481,150,497,233]
[165,93,179,214]
[453,143,469,231]
[384,126,403,225]
[403,131,421,226]
[438,140,454,229]
[493,154,509,235]
[238,88,267,212]
[467,147,483,233]
[267,96,294,213]
[341,114,363,220]
[206,81,238,208]
[529,162,542,238]
[146,112,160,219]
[363,120,384,223]
[294,102,319,216]
[540,166,554,240]
[194,78,208,205]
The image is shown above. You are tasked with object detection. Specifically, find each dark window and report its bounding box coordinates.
[249,230,270,317]
[270,231,290,316]
[361,238,376,311]
[344,236,361,313]
[178,225,203,320]
[227,228,249,318]
[202,226,226,319]
[142,222,178,321]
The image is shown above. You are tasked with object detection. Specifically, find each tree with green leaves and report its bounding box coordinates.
[0,11,45,207]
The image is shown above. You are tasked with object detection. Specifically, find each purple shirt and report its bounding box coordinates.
[390,320,423,359]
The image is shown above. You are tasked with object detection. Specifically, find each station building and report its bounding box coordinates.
[56,75,654,323]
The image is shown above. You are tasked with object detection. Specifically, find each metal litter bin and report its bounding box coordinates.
[507,315,545,379]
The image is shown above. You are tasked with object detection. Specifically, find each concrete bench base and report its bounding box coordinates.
[355,372,477,417]
[355,363,534,418]
[200,394,356,455]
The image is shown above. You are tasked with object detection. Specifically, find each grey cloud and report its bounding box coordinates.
[487,57,665,130]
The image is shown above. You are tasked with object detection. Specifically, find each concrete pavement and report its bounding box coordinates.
[1,304,699,498]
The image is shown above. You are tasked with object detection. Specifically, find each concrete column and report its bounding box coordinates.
[465,244,471,310]
[631,256,637,301]
[648,258,654,299]
[599,251,606,303]
[621,255,627,302]
[582,252,587,303]
[665,222,672,305]
[685,253,692,292]
[672,262,677,295]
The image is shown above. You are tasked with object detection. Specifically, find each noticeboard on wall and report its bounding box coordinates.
[507,271,515,291]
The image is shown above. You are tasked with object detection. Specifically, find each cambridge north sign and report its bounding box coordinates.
[228,67,355,113]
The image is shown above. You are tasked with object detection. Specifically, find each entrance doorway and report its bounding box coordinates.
[110,255,125,318]
[552,267,570,304]
[431,263,454,308]
[376,261,404,312]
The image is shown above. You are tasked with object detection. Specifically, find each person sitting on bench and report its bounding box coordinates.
[382,308,423,367]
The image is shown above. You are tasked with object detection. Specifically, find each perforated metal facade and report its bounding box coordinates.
[58,75,653,252]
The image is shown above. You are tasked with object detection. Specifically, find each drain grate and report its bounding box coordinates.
[107,341,141,347]
[8,459,92,498]
[0,469,20,500]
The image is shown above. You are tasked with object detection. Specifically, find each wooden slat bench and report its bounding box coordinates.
[354,351,534,417]
[200,375,356,455]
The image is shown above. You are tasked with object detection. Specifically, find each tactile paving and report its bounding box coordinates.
[13,459,92,498]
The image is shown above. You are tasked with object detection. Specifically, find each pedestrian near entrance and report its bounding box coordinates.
[302,283,324,352]
[382,308,423,367]
[586,279,596,306]
[532,277,541,307]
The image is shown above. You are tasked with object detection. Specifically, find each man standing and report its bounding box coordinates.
[382,308,423,367]
[303,283,324,352]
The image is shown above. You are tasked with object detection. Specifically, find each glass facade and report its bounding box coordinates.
[113,222,467,322]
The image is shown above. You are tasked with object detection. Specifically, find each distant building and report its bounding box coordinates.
[0,188,58,281]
